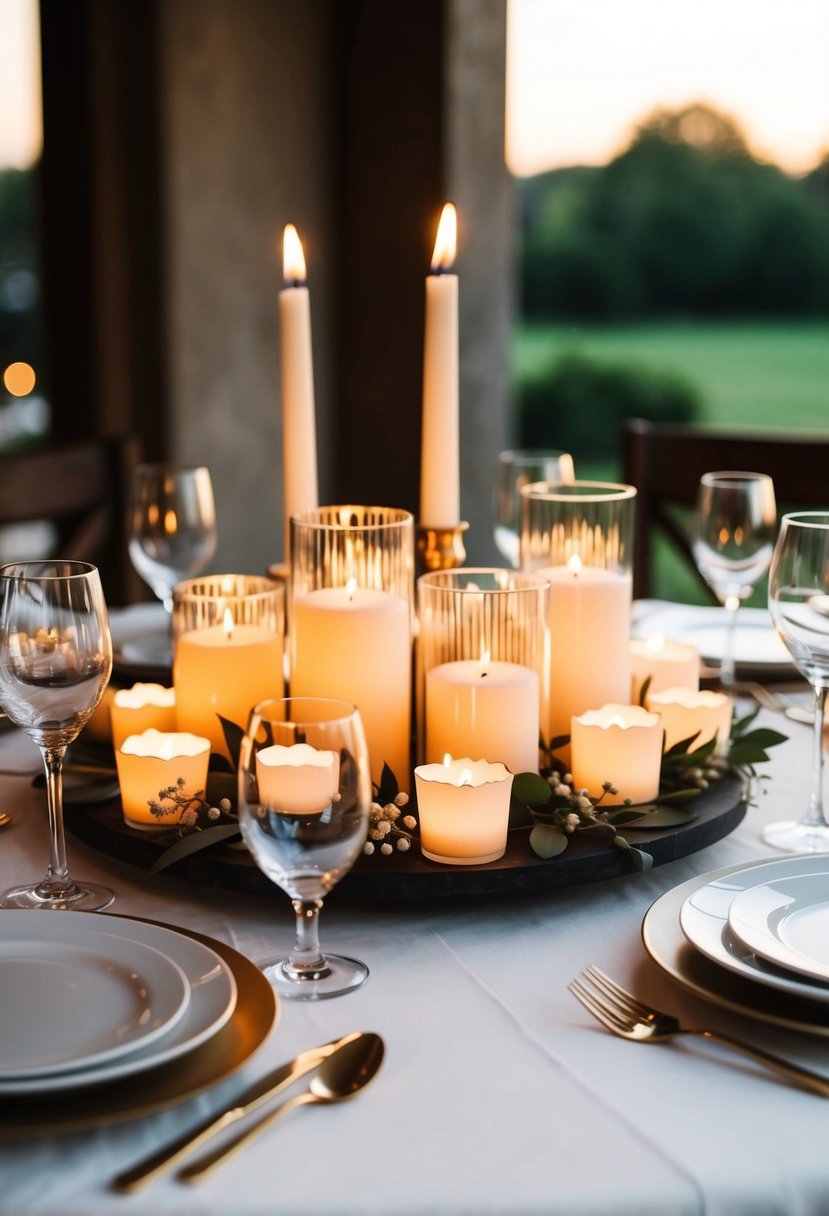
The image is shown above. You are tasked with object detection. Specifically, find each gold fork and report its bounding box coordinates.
[569,966,829,1096]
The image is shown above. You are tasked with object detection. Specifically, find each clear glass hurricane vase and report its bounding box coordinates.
[0,560,114,910]
[238,697,371,999]
[764,512,829,853]
[493,450,575,568]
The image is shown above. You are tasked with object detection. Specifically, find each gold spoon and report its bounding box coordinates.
[179,1032,385,1185]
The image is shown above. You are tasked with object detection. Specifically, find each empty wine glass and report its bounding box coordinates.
[0,560,114,909]
[494,449,575,568]
[763,512,829,852]
[238,697,371,999]
[129,464,217,613]
[691,471,777,686]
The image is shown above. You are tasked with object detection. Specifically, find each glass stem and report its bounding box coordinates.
[720,596,740,688]
[285,899,330,980]
[804,685,829,828]
[36,744,78,900]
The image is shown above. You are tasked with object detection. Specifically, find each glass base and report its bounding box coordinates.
[0,879,115,911]
[260,953,369,1000]
[761,820,829,854]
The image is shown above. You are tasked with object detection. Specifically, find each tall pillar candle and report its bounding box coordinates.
[420,202,459,527]
[279,223,318,560]
[425,656,539,774]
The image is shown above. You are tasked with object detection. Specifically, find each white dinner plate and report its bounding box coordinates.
[0,911,237,1095]
[109,602,172,674]
[643,857,829,1036]
[632,601,792,673]
[0,928,190,1079]
[678,854,829,1004]
[728,871,829,984]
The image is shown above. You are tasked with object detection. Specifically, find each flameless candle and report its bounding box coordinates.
[420,203,459,527]
[279,223,318,559]
[647,686,733,752]
[291,581,411,788]
[630,634,699,703]
[116,729,210,830]
[538,555,632,742]
[174,610,284,761]
[255,743,340,815]
[425,653,539,774]
[111,683,177,751]
[570,703,663,805]
[414,757,513,865]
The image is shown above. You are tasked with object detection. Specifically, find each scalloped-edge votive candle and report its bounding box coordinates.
[630,634,699,704]
[255,743,340,815]
[570,703,663,805]
[646,687,732,753]
[111,683,177,751]
[414,757,513,865]
[116,729,210,831]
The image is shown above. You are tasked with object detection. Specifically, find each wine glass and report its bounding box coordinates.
[0,560,114,910]
[129,464,217,613]
[494,449,575,568]
[238,697,371,999]
[763,512,829,852]
[691,471,777,686]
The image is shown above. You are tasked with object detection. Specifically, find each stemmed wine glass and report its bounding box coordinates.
[129,464,217,614]
[494,449,575,568]
[763,512,829,852]
[0,560,114,910]
[238,697,371,999]
[691,471,777,686]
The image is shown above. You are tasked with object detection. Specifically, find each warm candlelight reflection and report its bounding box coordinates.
[283,223,307,284]
[430,203,457,272]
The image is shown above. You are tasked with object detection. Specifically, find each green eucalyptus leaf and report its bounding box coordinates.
[663,732,702,758]
[626,845,654,871]
[728,744,771,765]
[513,771,552,807]
[150,822,243,873]
[374,762,400,804]
[606,808,653,825]
[206,771,237,806]
[508,798,535,830]
[734,727,788,750]
[529,823,568,859]
[626,806,696,828]
[546,735,571,753]
[218,716,246,769]
[655,787,702,803]
[638,673,652,707]
[731,706,761,736]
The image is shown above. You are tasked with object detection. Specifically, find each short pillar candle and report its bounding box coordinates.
[414,757,513,865]
[116,729,211,831]
[630,634,699,703]
[647,687,733,752]
[111,683,177,751]
[570,703,663,805]
[255,743,340,815]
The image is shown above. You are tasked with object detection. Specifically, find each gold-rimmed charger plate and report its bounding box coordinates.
[0,919,278,1135]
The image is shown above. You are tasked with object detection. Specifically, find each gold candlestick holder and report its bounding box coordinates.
[416,522,469,572]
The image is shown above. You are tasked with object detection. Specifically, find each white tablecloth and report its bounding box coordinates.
[0,703,827,1216]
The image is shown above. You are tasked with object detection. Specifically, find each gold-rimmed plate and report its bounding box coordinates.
[0,920,278,1135]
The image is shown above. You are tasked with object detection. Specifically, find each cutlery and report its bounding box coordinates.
[179,1031,385,1185]
[113,1032,364,1193]
[0,813,11,828]
[738,682,813,725]
[569,966,829,1096]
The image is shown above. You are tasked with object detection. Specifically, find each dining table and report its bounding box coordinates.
[0,639,828,1215]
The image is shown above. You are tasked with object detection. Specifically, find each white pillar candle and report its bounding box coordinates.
[537,556,632,743]
[116,729,210,830]
[571,703,663,805]
[425,655,539,774]
[255,743,340,815]
[174,612,284,762]
[291,582,411,789]
[414,757,513,865]
[647,687,733,752]
[279,223,319,560]
[111,683,177,751]
[420,202,459,527]
[630,634,699,703]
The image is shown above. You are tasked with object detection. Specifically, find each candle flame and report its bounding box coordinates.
[459,768,473,787]
[223,608,234,640]
[443,753,453,767]
[645,632,665,656]
[283,223,307,285]
[346,577,357,602]
[479,649,491,676]
[568,553,582,576]
[430,203,457,272]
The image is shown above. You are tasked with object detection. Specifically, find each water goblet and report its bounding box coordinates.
[691,471,777,686]
[763,512,829,852]
[493,449,575,568]
[129,463,217,614]
[238,697,372,999]
[0,560,114,909]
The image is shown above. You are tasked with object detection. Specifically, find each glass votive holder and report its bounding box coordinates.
[116,729,210,831]
[519,481,636,746]
[646,687,732,752]
[171,575,285,763]
[111,683,177,751]
[570,703,663,806]
[417,569,550,773]
[414,757,513,865]
[290,506,415,790]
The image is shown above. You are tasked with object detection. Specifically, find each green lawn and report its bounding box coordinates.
[515,319,829,431]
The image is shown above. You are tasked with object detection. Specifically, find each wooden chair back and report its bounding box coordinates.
[622,418,829,600]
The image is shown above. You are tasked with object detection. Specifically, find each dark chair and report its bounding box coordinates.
[0,435,144,606]
[622,418,829,600]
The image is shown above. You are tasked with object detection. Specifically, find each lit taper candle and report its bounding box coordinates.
[279,223,319,560]
[420,202,459,527]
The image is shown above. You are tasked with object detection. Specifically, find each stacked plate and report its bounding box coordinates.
[643,854,829,1036]
[0,909,276,1115]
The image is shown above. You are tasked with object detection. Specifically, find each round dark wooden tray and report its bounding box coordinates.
[67,772,747,903]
